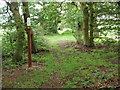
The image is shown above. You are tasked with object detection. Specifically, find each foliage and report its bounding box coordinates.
[2,30,17,57]
[94,2,119,40]
[3,34,118,88]
[2,1,119,88]
[35,35,48,50]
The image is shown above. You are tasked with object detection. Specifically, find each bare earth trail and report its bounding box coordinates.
[2,39,76,88]
[40,40,96,88]
[40,39,119,88]
[2,39,119,88]
[40,40,75,88]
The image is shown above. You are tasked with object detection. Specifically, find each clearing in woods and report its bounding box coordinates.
[2,35,119,88]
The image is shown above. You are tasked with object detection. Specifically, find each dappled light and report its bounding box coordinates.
[1,1,119,89]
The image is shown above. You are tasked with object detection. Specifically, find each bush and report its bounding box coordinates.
[102,38,117,45]
[35,35,48,50]
[2,31,17,57]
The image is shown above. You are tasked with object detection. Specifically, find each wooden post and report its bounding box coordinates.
[27,18,32,67]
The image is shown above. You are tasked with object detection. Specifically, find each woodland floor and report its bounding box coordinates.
[2,36,120,89]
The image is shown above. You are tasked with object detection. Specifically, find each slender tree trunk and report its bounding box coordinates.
[77,22,82,44]
[7,2,25,62]
[22,1,37,53]
[74,21,84,44]
[89,2,94,47]
[81,2,90,47]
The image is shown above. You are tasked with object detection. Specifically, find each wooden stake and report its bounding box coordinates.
[27,27,32,67]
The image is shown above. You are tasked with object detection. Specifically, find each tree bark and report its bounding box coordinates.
[89,2,94,47]
[73,21,84,44]
[22,1,37,53]
[7,1,25,62]
[81,2,90,47]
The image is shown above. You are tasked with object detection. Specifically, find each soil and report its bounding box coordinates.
[2,62,45,88]
[2,40,119,88]
[40,40,119,88]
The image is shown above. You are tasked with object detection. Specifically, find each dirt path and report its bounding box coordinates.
[2,39,75,88]
[40,40,94,88]
[3,39,119,88]
[40,40,74,88]
[57,40,75,49]
[40,40,93,88]
[40,39,119,88]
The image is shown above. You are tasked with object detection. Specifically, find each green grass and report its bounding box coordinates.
[5,47,117,88]
[43,34,76,49]
[3,34,118,88]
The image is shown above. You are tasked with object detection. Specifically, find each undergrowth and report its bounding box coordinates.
[3,34,118,88]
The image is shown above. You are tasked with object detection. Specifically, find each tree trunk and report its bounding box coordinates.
[89,2,94,47]
[7,2,25,62]
[81,2,90,47]
[22,1,37,53]
[73,21,84,44]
